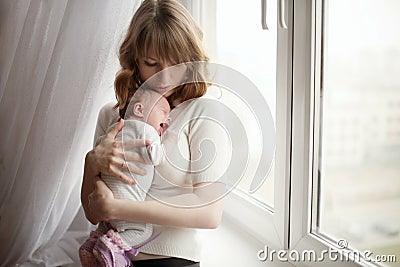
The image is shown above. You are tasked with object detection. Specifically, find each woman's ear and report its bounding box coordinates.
[133,103,144,117]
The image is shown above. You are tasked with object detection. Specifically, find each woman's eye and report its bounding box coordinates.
[144,61,157,67]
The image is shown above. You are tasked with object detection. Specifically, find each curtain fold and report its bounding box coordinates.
[0,0,139,266]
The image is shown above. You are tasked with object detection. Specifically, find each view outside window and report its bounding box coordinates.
[318,1,400,265]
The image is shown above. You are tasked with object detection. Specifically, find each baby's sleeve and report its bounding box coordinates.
[146,141,164,166]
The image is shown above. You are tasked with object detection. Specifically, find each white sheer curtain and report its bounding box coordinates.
[0,0,139,266]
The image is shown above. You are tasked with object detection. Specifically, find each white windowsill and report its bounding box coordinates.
[200,213,294,267]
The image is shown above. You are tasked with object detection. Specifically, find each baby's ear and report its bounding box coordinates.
[133,103,144,117]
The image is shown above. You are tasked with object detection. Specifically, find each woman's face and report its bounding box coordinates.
[137,47,188,97]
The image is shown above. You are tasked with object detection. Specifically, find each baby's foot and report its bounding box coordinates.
[93,229,131,267]
[79,230,104,267]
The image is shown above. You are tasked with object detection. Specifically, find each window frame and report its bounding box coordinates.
[184,0,294,250]
[184,0,396,265]
[289,1,383,266]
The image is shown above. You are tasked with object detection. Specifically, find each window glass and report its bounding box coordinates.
[204,0,278,207]
[318,1,400,265]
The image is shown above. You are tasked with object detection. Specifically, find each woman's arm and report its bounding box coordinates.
[88,178,226,229]
[81,154,101,224]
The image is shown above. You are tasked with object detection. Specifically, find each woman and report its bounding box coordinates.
[81,0,230,266]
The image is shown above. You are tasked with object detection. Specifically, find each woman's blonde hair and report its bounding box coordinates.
[114,0,209,117]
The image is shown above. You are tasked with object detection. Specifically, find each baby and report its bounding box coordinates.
[80,89,170,267]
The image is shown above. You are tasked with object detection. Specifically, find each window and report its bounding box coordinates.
[179,0,291,248]
[291,0,399,266]
[206,0,277,207]
[318,0,400,265]
[182,1,399,265]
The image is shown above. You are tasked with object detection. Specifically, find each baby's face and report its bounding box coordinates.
[145,96,170,135]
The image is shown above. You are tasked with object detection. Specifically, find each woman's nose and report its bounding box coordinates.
[158,69,170,85]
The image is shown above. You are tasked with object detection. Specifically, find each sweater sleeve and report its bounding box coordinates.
[93,102,119,148]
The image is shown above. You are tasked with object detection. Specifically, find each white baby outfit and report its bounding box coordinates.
[96,119,163,247]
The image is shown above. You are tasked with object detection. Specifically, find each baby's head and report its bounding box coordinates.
[128,89,170,135]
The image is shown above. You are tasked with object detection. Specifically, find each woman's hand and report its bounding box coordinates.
[86,119,150,184]
[88,178,118,222]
